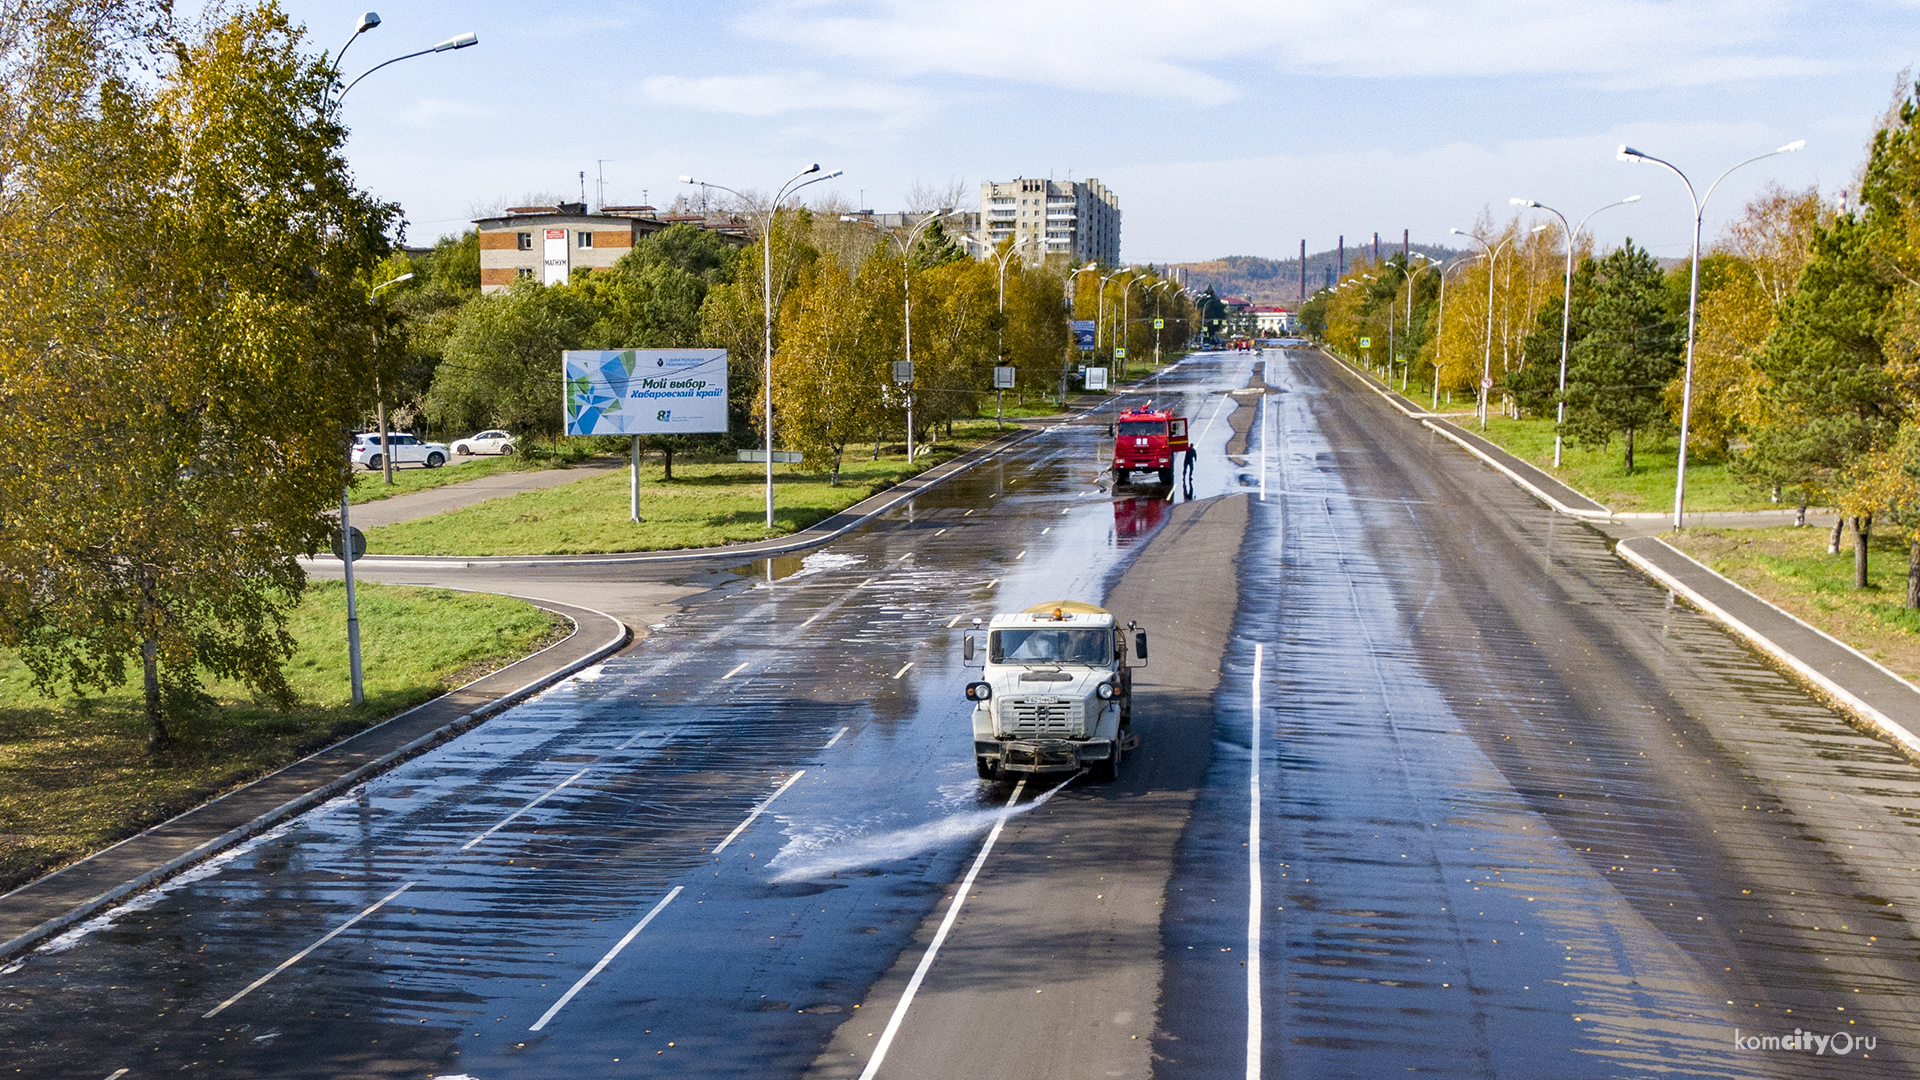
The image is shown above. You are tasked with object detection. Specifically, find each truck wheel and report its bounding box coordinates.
[1091,751,1120,783]
[1158,467,1174,485]
[976,757,999,781]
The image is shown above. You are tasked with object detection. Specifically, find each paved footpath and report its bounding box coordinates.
[1314,345,1920,748]
[345,457,625,529]
[0,423,1045,959]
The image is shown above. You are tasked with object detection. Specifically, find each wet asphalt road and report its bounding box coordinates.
[7,350,1920,1078]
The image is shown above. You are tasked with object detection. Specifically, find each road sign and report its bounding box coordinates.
[1070,320,1096,350]
[1114,347,1127,359]
[993,365,1017,389]
[738,449,803,463]
[1153,318,1165,330]
[1085,367,1110,391]
[892,360,914,385]
[331,525,366,562]
[1481,376,1493,389]
[1359,337,1371,348]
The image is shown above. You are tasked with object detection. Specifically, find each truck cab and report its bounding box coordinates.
[964,601,1146,782]
[1111,405,1190,485]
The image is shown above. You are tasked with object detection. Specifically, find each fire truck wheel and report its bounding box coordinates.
[1157,467,1174,485]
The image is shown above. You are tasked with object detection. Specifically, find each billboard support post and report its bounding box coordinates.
[630,434,642,523]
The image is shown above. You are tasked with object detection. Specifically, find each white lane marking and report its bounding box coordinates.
[1060,507,1071,513]
[797,610,826,629]
[203,882,415,1018]
[891,662,914,680]
[982,578,1000,590]
[460,767,593,850]
[1015,550,1026,560]
[1248,642,1264,1080]
[1259,396,1269,502]
[858,780,1027,1080]
[1040,527,1051,535]
[529,886,683,1032]
[712,770,807,855]
[1196,393,1232,442]
[825,726,850,749]
[103,1071,129,1080]
[934,528,947,536]
[723,661,751,679]
[945,614,964,628]
[964,509,975,515]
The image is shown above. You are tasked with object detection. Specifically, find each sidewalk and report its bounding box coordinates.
[0,597,629,959]
[347,458,626,529]
[1310,344,1920,746]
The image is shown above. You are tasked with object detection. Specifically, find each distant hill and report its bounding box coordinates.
[1173,244,1461,306]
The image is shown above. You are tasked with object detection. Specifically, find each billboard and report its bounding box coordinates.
[543,228,570,286]
[1071,320,1096,351]
[1085,366,1109,390]
[564,349,729,436]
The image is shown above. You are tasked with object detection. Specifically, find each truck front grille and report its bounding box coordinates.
[1004,696,1084,738]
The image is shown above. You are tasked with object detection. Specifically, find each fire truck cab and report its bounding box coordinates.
[1111,404,1190,485]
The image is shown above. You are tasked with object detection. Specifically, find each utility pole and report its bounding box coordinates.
[1299,239,1306,303]
[1403,229,1409,263]
[1338,236,1344,277]
[596,159,612,211]
[1373,232,1379,266]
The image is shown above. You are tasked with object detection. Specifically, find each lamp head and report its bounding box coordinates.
[353,11,380,34]
[1531,223,1550,233]
[822,169,844,180]
[679,175,696,185]
[1777,139,1806,154]
[432,31,478,51]
[1449,227,1466,236]
[807,163,821,174]
[1509,197,1533,206]
[1622,194,1643,203]
[1617,144,1644,162]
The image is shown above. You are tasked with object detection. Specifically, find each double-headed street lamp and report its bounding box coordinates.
[684,165,843,527]
[843,209,960,463]
[1401,253,1439,391]
[1449,228,1515,431]
[1509,195,1643,468]
[1618,139,1805,529]
[1432,255,1479,409]
[329,12,477,109]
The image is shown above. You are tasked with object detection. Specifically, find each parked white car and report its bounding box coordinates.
[452,429,515,456]
[351,432,451,470]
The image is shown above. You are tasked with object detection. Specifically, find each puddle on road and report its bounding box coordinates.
[767,772,1080,882]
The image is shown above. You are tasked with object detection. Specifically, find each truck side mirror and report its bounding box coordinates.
[963,633,976,662]
[1135,631,1149,660]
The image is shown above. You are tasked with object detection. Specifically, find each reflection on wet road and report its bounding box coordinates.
[6,348,1920,1078]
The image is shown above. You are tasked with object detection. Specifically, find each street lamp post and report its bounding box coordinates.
[1618,139,1805,529]
[1510,195,1642,468]
[1449,229,1514,431]
[1148,280,1174,380]
[1432,255,1478,409]
[1402,254,1438,392]
[1115,271,1145,383]
[685,165,843,527]
[845,209,960,462]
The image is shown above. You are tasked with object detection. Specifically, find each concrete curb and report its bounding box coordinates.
[1615,536,1920,753]
[0,599,629,961]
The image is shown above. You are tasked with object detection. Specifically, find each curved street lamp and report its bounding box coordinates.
[1618,139,1805,529]
[685,165,844,526]
[844,208,960,462]
[1510,195,1642,467]
[333,18,478,108]
[1432,254,1480,409]
[1450,228,1515,431]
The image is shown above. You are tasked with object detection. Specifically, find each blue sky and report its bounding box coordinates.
[285,0,1916,265]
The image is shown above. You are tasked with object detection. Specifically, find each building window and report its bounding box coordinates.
[577,231,593,248]
[516,232,532,250]
[517,268,533,279]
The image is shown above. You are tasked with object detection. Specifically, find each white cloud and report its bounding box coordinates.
[640,71,936,123]
[398,97,490,128]
[741,0,1899,102]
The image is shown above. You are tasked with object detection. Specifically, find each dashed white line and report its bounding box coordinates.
[934,528,947,536]
[1196,392,1231,443]
[1015,550,1026,560]
[103,1071,129,1080]
[723,661,751,679]
[1247,642,1264,1080]
[982,578,1000,590]
[891,662,914,680]
[529,886,683,1032]
[203,882,415,1018]
[946,614,964,628]
[857,780,1027,1080]
[797,610,826,629]
[1040,527,1051,535]
[460,767,593,850]
[824,726,849,749]
[712,770,807,855]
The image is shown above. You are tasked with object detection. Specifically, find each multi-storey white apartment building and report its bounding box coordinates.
[977,178,1120,266]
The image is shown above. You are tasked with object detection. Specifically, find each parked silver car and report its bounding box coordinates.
[351,432,450,470]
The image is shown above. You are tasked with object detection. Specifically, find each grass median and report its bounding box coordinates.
[364,421,1018,557]
[1668,525,1920,683]
[1470,416,1774,512]
[0,582,566,894]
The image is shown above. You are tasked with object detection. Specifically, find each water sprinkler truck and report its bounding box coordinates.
[963,601,1147,782]
[1112,403,1190,485]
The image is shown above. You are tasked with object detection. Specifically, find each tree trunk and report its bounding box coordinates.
[1794,495,1807,528]
[830,445,843,487]
[1623,427,1635,474]
[662,446,674,481]
[1829,517,1845,555]
[139,577,167,753]
[1854,515,1872,589]
[1909,535,1920,609]
[1771,483,1781,504]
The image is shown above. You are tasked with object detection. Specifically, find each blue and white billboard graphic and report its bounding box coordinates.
[1071,319,1096,351]
[564,349,729,436]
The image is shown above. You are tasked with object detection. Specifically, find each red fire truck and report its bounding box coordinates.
[1111,404,1190,485]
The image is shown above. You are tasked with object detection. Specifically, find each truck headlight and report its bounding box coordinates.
[966,682,992,701]
[1096,682,1115,699]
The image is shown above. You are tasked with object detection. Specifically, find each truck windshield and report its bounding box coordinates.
[1118,421,1166,438]
[990,628,1110,665]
